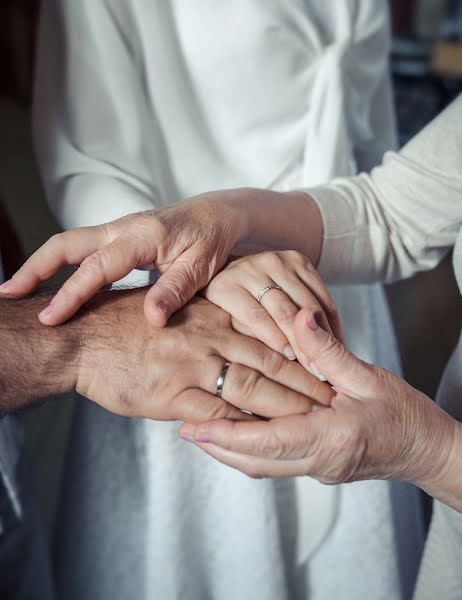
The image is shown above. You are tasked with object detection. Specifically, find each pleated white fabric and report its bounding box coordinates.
[34,2,424,598]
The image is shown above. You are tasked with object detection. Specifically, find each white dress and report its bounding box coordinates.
[34,2,423,598]
[308,94,462,600]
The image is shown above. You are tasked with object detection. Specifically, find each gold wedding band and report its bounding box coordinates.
[257,284,283,303]
[216,362,231,398]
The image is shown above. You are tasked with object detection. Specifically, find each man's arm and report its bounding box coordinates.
[0,292,79,412]
[0,288,332,418]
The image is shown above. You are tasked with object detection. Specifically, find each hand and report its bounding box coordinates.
[0,188,323,327]
[75,291,334,422]
[203,250,343,365]
[179,307,458,491]
[0,191,245,326]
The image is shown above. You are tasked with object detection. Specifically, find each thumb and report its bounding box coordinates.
[294,308,378,397]
[144,248,212,326]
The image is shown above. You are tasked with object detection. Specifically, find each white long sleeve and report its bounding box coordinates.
[33,0,164,229]
[311,95,462,285]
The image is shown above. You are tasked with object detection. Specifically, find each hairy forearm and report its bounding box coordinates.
[0,293,80,412]
[230,189,324,266]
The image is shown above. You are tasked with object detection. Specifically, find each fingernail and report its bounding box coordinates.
[308,313,318,331]
[0,280,12,292]
[308,361,327,382]
[180,432,194,442]
[194,431,211,444]
[283,345,296,361]
[157,300,169,317]
[38,304,56,319]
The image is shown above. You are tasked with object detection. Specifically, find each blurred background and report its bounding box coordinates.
[0,0,461,540]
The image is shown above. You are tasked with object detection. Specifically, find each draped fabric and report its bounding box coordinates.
[34,2,423,598]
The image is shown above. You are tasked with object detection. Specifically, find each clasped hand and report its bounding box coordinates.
[0,197,456,491]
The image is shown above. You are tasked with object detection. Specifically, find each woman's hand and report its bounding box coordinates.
[203,250,343,367]
[0,188,323,327]
[179,308,461,508]
[0,192,245,326]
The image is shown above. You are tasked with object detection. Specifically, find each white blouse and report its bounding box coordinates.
[33,3,420,599]
[310,94,462,599]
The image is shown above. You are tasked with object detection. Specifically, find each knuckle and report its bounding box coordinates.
[272,301,298,325]
[258,430,287,460]
[80,251,109,280]
[283,249,306,267]
[47,232,63,247]
[234,366,262,405]
[261,251,285,270]
[262,349,286,378]
[247,304,272,325]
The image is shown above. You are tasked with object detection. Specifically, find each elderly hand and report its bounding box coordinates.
[203,250,343,365]
[0,188,322,327]
[75,292,333,422]
[179,308,459,498]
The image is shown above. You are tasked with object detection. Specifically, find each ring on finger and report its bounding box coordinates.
[257,284,283,304]
[216,362,231,398]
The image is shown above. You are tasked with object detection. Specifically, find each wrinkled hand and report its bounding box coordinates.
[0,191,247,326]
[180,308,457,488]
[203,250,343,365]
[76,290,334,422]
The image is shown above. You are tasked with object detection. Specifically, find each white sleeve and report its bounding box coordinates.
[33,0,161,230]
[309,95,462,284]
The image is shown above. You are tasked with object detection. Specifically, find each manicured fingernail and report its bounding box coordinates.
[308,313,318,330]
[0,280,12,292]
[38,304,56,319]
[308,361,327,382]
[283,345,296,360]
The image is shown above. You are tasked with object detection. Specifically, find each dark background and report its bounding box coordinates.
[0,0,461,536]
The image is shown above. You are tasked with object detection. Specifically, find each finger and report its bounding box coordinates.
[295,266,344,343]
[169,389,257,423]
[294,308,378,396]
[0,227,106,297]
[180,413,324,459]
[144,247,214,327]
[206,284,293,359]
[185,441,310,478]
[222,333,334,406]
[38,237,145,325]
[270,275,333,336]
[202,361,322,418]
[257,281,330,370]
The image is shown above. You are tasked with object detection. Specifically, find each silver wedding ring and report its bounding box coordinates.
[257,284,283,304]
[216,362,231,398]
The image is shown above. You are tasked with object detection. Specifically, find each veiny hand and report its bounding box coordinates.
[179,307,457,488]
[75,290,334,422]
[0,190,248,327]
[203,250,343,366]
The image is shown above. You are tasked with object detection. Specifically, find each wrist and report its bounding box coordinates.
[419,418,462,511]
[74,288,146,401]
[407,398,462,510]
[229,188,323,264]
